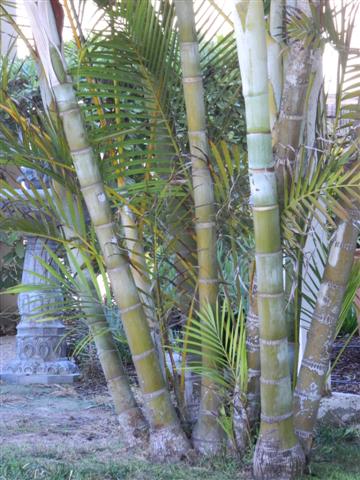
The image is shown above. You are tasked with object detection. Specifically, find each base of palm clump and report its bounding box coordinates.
[253,433,305,480]
[117,407,148,447]
[149,422,191,460]
[192,414,226,455]
[233,394,250,454]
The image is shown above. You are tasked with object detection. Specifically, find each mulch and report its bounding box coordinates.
[331,334,360,395]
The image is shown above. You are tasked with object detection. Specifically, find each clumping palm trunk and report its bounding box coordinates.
[26,0,190,459]
[232,1,305,478]
[294,194,359,455]
[56,186,148,445]
[297,44,327,387]
[233,267,261,447]
[38,58,147,445]
[120,204,165,377]
[174,0,225,454]
[273,1,314,367]
[274,0,314,201]
[245,273,260,427]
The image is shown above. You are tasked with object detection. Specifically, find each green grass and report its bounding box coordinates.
[0,453,248,480]
[0,426,359,480]
[304,425,360,480]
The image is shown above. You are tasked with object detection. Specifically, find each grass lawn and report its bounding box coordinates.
[0,425,359,480]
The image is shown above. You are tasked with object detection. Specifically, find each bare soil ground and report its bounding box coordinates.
[0,336,252,479]
[0,336,16,374]
[0,383,125,462]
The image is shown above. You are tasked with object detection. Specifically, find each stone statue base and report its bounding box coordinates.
[1,237,79,385]
[2,365,79,384]
[1,321,79,384]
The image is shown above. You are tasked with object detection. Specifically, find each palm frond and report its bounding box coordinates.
[336,260,360,337]
[178,299,247,392]
[282,147,360,251]
[210,140,253,305]
[196,1,245,144]
[74,0,180,190]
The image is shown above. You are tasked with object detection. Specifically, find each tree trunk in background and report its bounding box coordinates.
[274,0,315,200]
[245,271,260,427]
[233,271,259,453]
[273,0,318,382]
[232,1,305,477]
[120,204,165,377]
[294,191,359,455]
[174,0,224,455]
[25,0,190,459]
[298,46,328,387]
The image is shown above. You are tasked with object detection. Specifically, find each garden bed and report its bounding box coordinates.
[331,336,360,395]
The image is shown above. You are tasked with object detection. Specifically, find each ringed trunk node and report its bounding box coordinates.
[117,407,148,447]
[253,434,305,480]
[149,422,191,460]
[192,414,226,455]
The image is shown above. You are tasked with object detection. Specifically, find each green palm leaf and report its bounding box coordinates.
[179,299,247,392]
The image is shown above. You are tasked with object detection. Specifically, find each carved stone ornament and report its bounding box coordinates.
[2,237,79,384]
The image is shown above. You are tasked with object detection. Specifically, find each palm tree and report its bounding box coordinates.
[55,185,148,445]
[27,34,149,444]
[24,0,190,459]
[274,1,316,204]
[294,0,360,448]
[232,1,305,477]
[1,0,359,473]
[174,0,225,454]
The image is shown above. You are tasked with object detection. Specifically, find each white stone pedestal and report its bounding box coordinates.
[1,237,79,384]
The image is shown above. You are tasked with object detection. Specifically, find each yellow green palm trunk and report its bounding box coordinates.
[56,186,147,444]
[26,0,190,459]
[31,16,148,447]
[174,0,224,454]
[120,204,165,377]
[232,1,305,477]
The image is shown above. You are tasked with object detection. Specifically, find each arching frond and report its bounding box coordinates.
[179,299,247,392]
[282,147,360,252]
